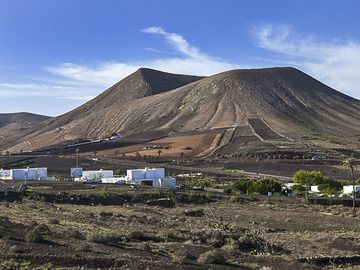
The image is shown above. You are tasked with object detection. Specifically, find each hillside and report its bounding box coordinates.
[0,112,50,153]
[6,67,360,155]
[0,68,203,151]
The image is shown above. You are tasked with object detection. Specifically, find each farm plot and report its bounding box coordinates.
[248,118,283,140]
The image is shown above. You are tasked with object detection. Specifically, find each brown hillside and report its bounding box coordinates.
[7,67,360,153]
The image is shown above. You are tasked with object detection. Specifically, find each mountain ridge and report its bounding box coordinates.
[4,67,360,154]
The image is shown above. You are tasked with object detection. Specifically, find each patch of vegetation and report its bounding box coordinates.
[293,170,343,194]
[25,229,45,243]
[96,188,111,198]
[190,179,212,188]
[197,250,227,265]
[231,178,282,195]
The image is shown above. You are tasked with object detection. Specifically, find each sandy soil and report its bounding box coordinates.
[85,134,217,158]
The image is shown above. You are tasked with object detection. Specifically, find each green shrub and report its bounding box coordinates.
[248,178,282,195]
[191,179,212,188]
[96,188,111,198]
[232,179,252,194]
[293,170,329,186]
[197,250,226,265]
[293,170,342,193]
[318,184,337,196]
[25,229,44,243]
[292,184,306,192]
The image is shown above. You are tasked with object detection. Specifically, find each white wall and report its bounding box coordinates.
[343,185,360,194]
[160,177,176,188]
[0,169,12,180]
[310,185,320,193]
[127,168,165,180]
[82,170,113,179]
[4,168,48,180]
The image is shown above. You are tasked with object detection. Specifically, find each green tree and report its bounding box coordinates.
[293,170,329,186]
[248,178,282,195]
[232,179,252,194]
[342,157,357,216]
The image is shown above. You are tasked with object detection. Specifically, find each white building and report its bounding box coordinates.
[74,169,113,183]
[343,185,360,194]
[126,167,176,188]
[0,167,47,180]
[310,185,320,193]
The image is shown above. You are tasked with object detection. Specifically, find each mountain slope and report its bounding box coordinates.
[7,67,360,153]
[1,68,203,151]
[34,68,203,133]
[0,112,51,152]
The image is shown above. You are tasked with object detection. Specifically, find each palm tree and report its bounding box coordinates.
[75,148,80,167]
[343,157,357,216]
[180,152,185,163]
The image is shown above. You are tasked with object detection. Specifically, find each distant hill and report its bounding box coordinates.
[5,67,360,156]
[0,112,49,128]
[0,112,50,152]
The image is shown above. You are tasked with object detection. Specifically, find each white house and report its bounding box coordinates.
[343,185,360,194]
[74,169,113,183]
[126,167,176,188]
[0,167,47,180]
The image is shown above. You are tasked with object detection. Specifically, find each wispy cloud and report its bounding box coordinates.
[252,24,360,98]
[1,24,359,115]
[46,26,240,90]
[0,83,94,100]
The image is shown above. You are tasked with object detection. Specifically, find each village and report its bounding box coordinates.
[0,165,359,199]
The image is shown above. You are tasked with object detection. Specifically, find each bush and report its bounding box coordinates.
[25,229,44,243]
[232,178,282,195]
[191,179,212,188]
[74,242,91,252]
[96,188,111,198]
[318,184,337,196]
[48,218,59,225]
[197,250,226,265]
[293,170,342,193]
[232,179,252,194]
[65,228,85,239]
[86,233,115,244]
[293,170,329,186]
[127,230,145,241]
[248,178,282,195]
[172,249,196,263]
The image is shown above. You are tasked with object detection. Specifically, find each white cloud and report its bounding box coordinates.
[0,27,241,111]
[2,24,359,115]
[0,82,94,100]
[253,24,360,99]
[46,26,240,90]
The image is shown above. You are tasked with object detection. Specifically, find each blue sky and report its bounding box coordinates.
[0,0,359,116]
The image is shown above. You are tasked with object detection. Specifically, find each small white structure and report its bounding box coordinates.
[343,185,360,194]
[126,167,176,188]
[0,169,11,179]
[75,169,113,183]
[310,185,320,193]
[283,183,296,189]
[101,177,126,184]
[0,167,47,180]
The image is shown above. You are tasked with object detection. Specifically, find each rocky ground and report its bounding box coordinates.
[0,182,360,269]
